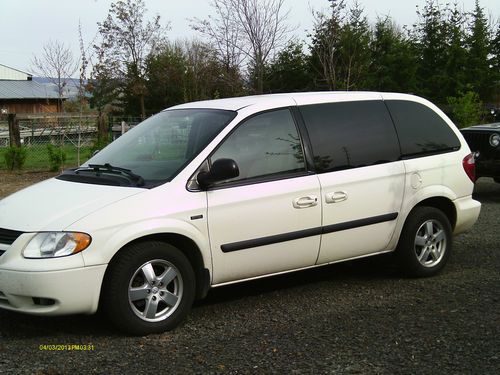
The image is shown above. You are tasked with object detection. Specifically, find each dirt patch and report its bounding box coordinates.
[0,171,58,199]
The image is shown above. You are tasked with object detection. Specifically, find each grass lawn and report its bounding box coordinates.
[0,145,93,171]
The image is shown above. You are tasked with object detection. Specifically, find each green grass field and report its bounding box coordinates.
[0,146,93,171]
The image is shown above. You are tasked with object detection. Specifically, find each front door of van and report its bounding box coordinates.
[205,109,321,284]
[298,100,405,263]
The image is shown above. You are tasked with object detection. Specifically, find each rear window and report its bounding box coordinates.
[385,100,460,157]
[299,100,400,172]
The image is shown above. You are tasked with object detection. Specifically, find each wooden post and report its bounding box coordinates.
[97,113,108,143]
[8,114,21,148]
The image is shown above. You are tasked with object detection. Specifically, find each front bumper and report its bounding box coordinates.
[0,265,107,315]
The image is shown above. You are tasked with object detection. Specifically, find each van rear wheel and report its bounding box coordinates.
[102,241,195,335]
[396,207,452,277]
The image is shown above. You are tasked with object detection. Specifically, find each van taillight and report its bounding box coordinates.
[462,153,476,182]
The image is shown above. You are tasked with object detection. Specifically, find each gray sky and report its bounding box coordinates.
[1,0,499,74]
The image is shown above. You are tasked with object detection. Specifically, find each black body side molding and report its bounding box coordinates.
[221,213,398,253]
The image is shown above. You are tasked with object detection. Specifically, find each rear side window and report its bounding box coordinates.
[385,100,460,157]
[299,100,400,172]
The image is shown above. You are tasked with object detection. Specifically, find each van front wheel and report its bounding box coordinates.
[396,207,452,277]
[102,241,195,335]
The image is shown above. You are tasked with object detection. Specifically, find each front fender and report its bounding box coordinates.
[78,218,212,274]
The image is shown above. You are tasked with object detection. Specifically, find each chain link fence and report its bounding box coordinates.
[108,116,142,141]
[0,114,146,171]
[0,114,99,170]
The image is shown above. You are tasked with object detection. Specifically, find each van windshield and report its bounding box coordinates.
[78,109,236,187]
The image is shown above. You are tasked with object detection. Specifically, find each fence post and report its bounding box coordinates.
[98,113,108,142]
[8,114,21,147]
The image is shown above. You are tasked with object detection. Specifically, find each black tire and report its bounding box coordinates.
[395,207,452,277]
[102,241,195,335]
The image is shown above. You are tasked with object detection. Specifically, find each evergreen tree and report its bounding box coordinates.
[443,2,468,99]
[467,0,493,103]
[145,42,187,113]
[264,41,313,93]
[337,1,371,90]
[369,17,418,93]
[415,0,448,102]
[490,22,500,109]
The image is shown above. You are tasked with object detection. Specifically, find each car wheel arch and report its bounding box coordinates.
[100,233,210,309]
[389,195,457,252]
[414,196,457,230]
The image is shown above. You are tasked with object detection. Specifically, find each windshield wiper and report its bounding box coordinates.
[76,163,145,187]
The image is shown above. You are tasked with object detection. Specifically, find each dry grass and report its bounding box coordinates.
[0,171,58,199]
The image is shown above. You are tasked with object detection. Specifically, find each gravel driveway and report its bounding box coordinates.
[0,178,498,374]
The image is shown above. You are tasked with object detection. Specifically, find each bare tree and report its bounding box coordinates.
[190,1,244,94]
[310,0,370,91]
[31,40,78,111]
[76,21,90,166]
[94,0,166,118]
[192,0,294,94]
[310,0,346,90]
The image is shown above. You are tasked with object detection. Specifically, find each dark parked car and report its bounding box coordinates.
[461,122,500,182]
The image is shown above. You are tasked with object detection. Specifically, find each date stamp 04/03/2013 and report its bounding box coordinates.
[38,344,95,351]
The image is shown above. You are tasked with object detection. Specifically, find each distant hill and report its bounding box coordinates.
[32,77,88,99]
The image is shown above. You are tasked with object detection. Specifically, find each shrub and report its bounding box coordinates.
[88,136,110,159]
[447,91,484,128]
[46,144,67,172]
[4,146,27,170]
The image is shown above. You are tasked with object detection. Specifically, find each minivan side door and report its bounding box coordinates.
[205,108,322,284]
[299,100,405,263]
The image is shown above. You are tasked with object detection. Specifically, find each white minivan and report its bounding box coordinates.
[0,92,481,335]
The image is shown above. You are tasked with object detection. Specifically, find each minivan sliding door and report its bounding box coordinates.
[299,100,405,263]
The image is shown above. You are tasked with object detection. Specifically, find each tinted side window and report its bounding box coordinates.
[299,100,400,172]
[211,109,305,183]
[385,100,460,157]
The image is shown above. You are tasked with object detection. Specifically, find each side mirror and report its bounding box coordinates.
[197,158,239,189]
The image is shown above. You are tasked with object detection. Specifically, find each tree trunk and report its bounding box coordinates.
[97,113,108,143]
[139,94,146,120]
[255,62,264,94]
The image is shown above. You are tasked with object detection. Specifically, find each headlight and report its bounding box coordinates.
[489,133,499,147]
[23,232,91,258]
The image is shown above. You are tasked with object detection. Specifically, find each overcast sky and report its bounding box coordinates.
[1,0,499,75]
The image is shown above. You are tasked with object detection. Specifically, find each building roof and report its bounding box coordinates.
[0,80,62,100]
[0,64,32,80]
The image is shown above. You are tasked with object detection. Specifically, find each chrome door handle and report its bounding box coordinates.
[293,195,318,209]
[325,191,348,203]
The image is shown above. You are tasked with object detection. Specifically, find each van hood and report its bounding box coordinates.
[0,178,144,232]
